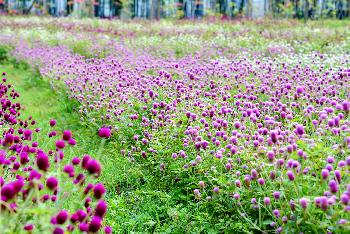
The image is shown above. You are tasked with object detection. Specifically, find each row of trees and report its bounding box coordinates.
[0,0,349,19]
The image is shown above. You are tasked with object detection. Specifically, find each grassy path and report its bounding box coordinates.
[1,64,93,146]
[0,63,211,233]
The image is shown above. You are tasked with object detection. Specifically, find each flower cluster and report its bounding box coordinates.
[1,18,350,233]
[0,75,111,233]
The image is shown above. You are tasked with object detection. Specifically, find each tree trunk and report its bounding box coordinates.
[304,0,309,22]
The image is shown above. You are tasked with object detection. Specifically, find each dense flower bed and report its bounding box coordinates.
[0,73,111,233]
[1,18,350,233]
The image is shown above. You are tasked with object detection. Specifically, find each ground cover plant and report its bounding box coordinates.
[0,17,349,233]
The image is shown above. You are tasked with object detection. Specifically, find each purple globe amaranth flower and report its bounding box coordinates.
[23,224,34,231]
[89,216,102,233]
[95,200,108,217]
[273,191,280,200]
[93,183,106,199]
[299,198,308,209]
[289,200,296,210]
[46,177,58,190]
[55,210,69,224]
[266,151,275,161]
[286,170,295,181]
[4,133,14,146]
[23,129,32,140]
[98,127,111,138]
[86,159,102,175]
[342,100,349,112]
[334,170,341,183]
[258,178,265,185]
[49,119,56,127]
[321,169,329,179]
[72,157,80,165]
[273,209,280,218]
[193,189,200,196]
[263,197,271,205]
[213,187,220,193]
[244,175,251,187]
[63,165,74,174]
[104,226,113,234]
[341,194,349,205]
[81,155,91,169]
[20,152,29,165]
[1,183,15,200]
[62,130,72,141]
[276,227,283,234]
[79,223,88,232]
[68,138,76,146]
[36,151,50,171]
[70,213,79,223]
[55,140,65,149]
[198,181,205,188]
[329,180,338,193]
[76,209,87,222]
[338,219,348,225]
[12,179,24,193]
[53,227,64,234]
[295,124,305,135]
[296,86,305,94]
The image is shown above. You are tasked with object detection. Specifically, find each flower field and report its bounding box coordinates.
[0,18,350,233]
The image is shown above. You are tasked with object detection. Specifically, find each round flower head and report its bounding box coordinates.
[46,177,58,190]
[267,151,275,161]
[89,216,102,233]
[329,180,338,193]
[263,197,271,205]
[1,183,15,200]
[86,159,102,175]
[193,189,200,196]
[273,191,280,200]
[198,181,205,188]
[76,209,87,221]
[55,140,65,149]
[95,200,108,217]
[23,224,34,231]
[68,138,76,146]
[273,209,280,218]
[72,157,80,165]
[62,130,72,141]
[63,165,74,174]
[81,155,91,169]
[296,86,305,94]
[258,178,265,185]
[49,119,57,127]
[321,169,329,179]
[53,227,64,234]
[36,152,50,171]
[299,198,308,209]
[104,226,113,234]
[79,223,89,232]
[341,194,349,205]
[213,187,219,193]
[286,170,295,181]
[295,124,305,135]
[93,183,106,199]
[98,127,111,138]
[20,152,29,165]
[56,210,69,224]
[12,179,24,193]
